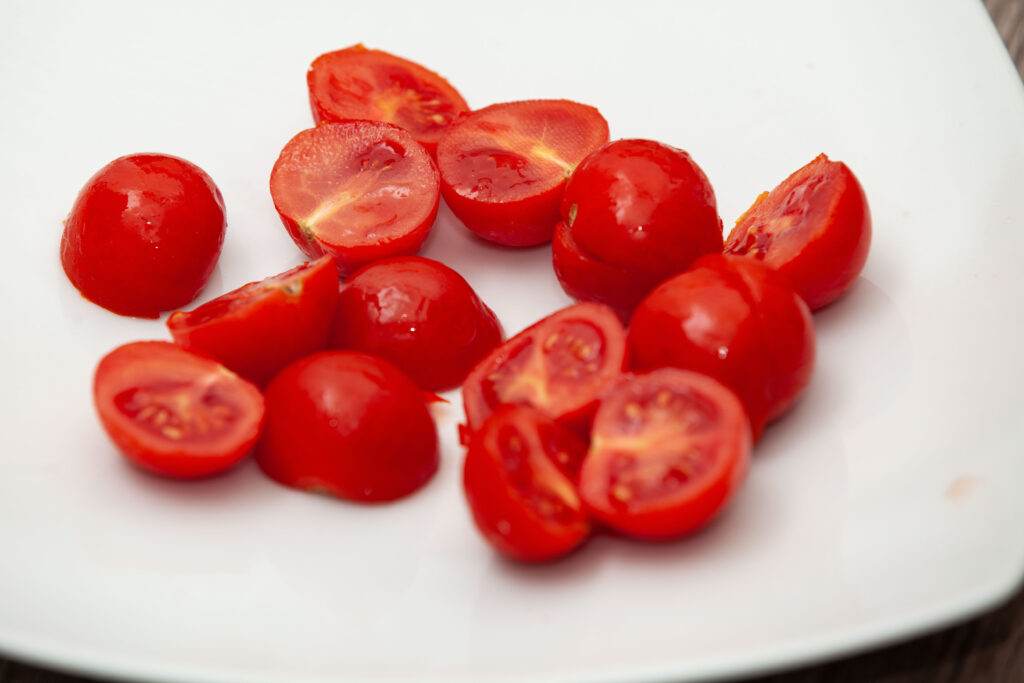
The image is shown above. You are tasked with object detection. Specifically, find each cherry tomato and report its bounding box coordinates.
[437,100,609,247]
[330,256,503,392]
[463,404,591,562]
[462,302,626,433]
[255,351,438,503]
[724,154,872,310]
[579,368,751,541]
[269,121,439,275]
[307,44,469,157]
[61,154,226,318]
[93,341,264,479]
[167,256,339,387]
[628,254,815,439]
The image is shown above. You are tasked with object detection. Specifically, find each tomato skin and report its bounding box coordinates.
[255,351,438,503]
[93,341,264,479]
[269,121,440,276]
[462,302,627,433]
[330,256,503,392]
[578,368,751,541]
[725,154,871,310]
[167,256,339,387]
[437,100,610,247]
[463,405,590,562]
[307,44,469,157]
[61,154,226,318]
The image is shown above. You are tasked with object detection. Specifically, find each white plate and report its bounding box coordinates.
[1,0,1023,681]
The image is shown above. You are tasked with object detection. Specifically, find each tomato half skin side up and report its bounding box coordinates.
[93,341,265,479]
[61,154,226,318]
[579,368,751,541]
[255,351,438,503]
[269,121,440,276]
[628,254,815,440]
[330,256,503,392]
[463,405,591,563]
[462,302,627,434]
[167,256,339,387]
[725,154,871,311]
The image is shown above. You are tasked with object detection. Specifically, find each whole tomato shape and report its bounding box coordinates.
[628,254,815,439]
[255,351,438,503]
[330,257,503,392]
[61,154,226,318]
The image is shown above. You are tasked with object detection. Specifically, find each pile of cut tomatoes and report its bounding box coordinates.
[61,45,870,563]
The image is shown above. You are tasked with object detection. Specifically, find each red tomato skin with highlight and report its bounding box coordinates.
[93,341,264,479]
[725,154,871,310]
[61,154,226,318]
[255,351,438,503]
[307,45,469,157]
[270,121,439,276]
[330,257,503,392]
[437,100,610,247]
[167,256,340,387]
[628,255,815,439]
[463,405,591,562]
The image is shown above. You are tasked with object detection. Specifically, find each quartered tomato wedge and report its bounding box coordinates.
[463,404,591,562]
[270,121,439,275]
[725,154,871,310]
[93,341,264,479]
[167,256,339,387]
[307,45,469,157]
[462,302,626,433]
[579,368,751,541]
[437,99,609,246]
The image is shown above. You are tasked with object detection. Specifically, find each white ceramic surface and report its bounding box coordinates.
[1,0,1023,681]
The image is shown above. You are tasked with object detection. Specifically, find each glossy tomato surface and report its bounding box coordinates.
[308,44,468,157]
[437,100,609,246]
[579,368,751,541]
[61,154,226,318]
[463,405,591,563]
[93,341,264,479]
[270,121,439,275]
[330,256,502,392]
[725,154,872,311]
[462,302,626,433]
[167,256,339,387]
[628,254,815,439]
[255,351,438,503]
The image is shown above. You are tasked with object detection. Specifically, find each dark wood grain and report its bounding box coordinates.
[3,2,1023,683]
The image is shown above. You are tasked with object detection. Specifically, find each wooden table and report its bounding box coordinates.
[3,2,1022,682]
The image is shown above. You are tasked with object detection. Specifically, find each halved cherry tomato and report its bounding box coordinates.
[269,121,439,275]
[167,256,339,387]
[579,368,751,541]
[463,404,591,562]
[61,154,226,318]
[628,254,815,439]
[462,302,626,433]
[437,100,609,246]
[724,154,871,311]
[330,256,503,392]
[93,341,264,479]
[307,45,469,157]
[255,351,438,503]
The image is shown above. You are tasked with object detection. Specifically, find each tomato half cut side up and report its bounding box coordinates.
[437,99,610,247]
[463,404,591,563]
[462,302,626,433]
[93,341,265,479]
[307,45,469,157]
[579,368,751,541]
[167,256,340,387]
[724,153,871,311]
[270,121,440,275]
